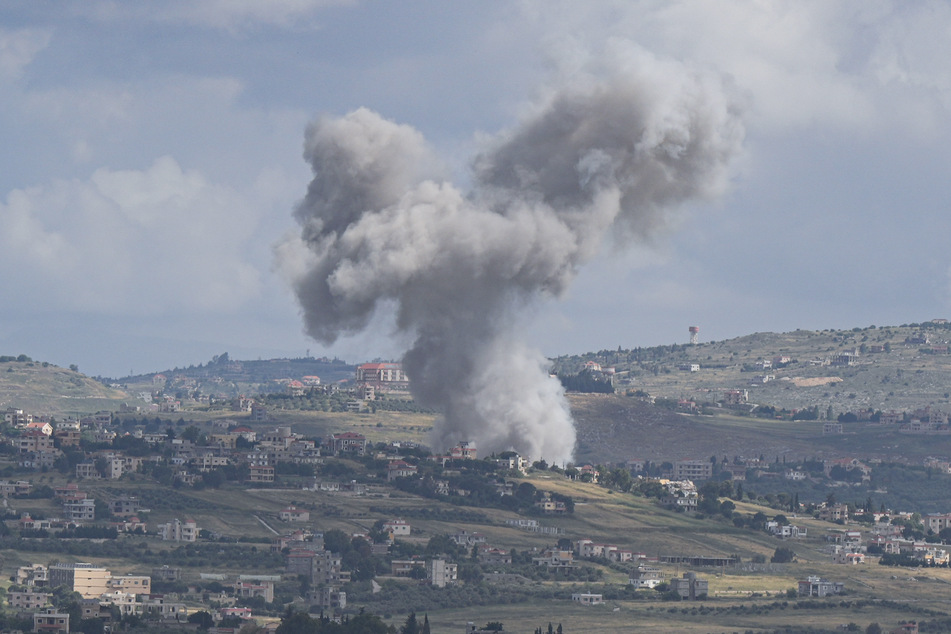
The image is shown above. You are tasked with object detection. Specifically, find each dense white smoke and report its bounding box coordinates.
[277,45,744,464]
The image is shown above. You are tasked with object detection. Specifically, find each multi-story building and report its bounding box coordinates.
[110,574,151,596]
[111,496,141,518]
[48,563,111,599]
[798,576,845,597]
[248,465,274,484]
[328,432,368,456]
[63,498,96,523]
[629,565,664,588]
[159,518,197,542]
[234,580,274,603]
[673,460,713,480]
[355,362,408,391]
[8,590,51,611]
[312,550,350,586]
[671,572,709,600]
[430,559,457,588]
[33,609,69,633]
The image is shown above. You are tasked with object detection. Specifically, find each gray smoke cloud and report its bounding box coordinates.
[277,45,744,464]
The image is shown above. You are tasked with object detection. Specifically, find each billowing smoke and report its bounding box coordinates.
[277,45,744,464]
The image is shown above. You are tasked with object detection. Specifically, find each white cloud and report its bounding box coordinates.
[0,27,50,82]
[518,1,951,134]
[0,156,262,314]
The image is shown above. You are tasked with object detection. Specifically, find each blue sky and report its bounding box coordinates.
[1,1,950,377]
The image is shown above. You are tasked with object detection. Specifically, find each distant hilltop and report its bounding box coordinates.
[5,320,951,417]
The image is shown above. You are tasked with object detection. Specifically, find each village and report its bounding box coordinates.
[0,358,949,632]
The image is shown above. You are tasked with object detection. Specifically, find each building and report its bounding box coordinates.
[571,593,603,605]
[0,479,32,497]
[430,559,457,588]
[279,506,311,522]
[315,586,347,611]
[110,574,151,596]
[798,576,845,597]
[449,441,477,460]
[234,580,274,603]
[387,460,418,481]
[159,518,197,542]
[311,550,350,586]
[355,362,408,391]
[62,497,96,523]
[139,595,187,620]
[111,496,141,518]
[383,519,410,536]
[671,572,708,600]
[8,590,51,610]
[328,432,368,456]
[33,609,69,633]
[391,559,426,577]
[248,464,275,484]
[673,460,713,481]
[629,565,664,589]
[151,566,181,582]
[48,563,111,599]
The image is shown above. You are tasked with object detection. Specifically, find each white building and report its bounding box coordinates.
[159,518,197,542]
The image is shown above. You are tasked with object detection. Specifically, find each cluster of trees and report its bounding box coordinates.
[389,461,574,516]
[0,354,32,363]
[557,371,614,394]
[261,391,357,413]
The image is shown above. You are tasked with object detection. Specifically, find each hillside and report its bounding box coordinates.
[5,457,951,633]
[113,355,358,403]
[0,359,129,416]
[554,322,951,415]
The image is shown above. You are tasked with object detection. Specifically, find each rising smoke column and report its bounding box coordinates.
[278,45,744,464]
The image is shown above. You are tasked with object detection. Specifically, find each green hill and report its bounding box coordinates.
[555,322,951,415]
[0,358,129,416]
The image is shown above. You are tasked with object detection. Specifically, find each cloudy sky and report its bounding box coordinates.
[1,1,949,378]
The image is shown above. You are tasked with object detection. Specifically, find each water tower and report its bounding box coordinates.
[689,326,700,345]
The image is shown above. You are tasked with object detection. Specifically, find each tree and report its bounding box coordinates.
[275,609,319,634]
[401,612,419,634]
[719,499,736,518]
[421,615,431,634]
[181,426,202,443]
[515,482,537,503]
[771,546,796,563]
[187,611,215,630]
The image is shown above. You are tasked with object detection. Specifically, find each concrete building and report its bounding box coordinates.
[571,592,603,605]
[430,559,457,588]
[8,590,51,611]
[671,572,709,600]
[110,574,151,596]
[629,565,664,589]
[673,460,713,481]
[159,518,197,542]
[62,497,96,523]
[48,563,111,599]
[328,432,368,456]
[798,576,845,597]
[33,609,69,633]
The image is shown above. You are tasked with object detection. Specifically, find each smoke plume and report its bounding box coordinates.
[278,45,743,464]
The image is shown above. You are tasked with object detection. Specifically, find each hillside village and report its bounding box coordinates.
[4,325,951,631]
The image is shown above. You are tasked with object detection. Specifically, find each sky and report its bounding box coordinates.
[1,1,950,379]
